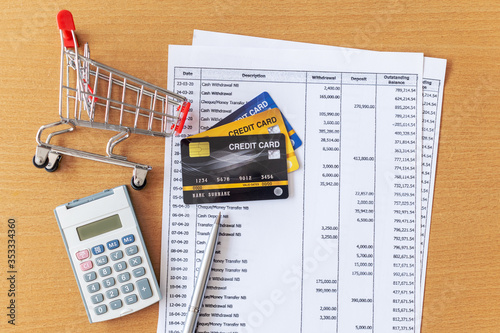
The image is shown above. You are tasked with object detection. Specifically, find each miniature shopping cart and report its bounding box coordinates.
[33,10,190,190]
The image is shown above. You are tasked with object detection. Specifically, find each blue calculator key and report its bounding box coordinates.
[110,250,123,261]
[121,283,134,294]
[91,293,104,304]
[95,255,108,266]
[136,278,153,299]
[124,294,138,305]
[95,304,107,315]
[87,282,100,293]
[129,256,142,267]
[118,272,131,283]
[106,288,119,299]
[132,267,145,278]
[122,234,135,245]
[107,240,120,250]
[84,271,97,282]
[92,245,105,255]
[110,299,123,310]
[98,266,112,277]
[103,277,116,288]
[114,261,127,272]
[125,245,138,256]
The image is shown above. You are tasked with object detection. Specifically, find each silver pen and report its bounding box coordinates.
[182,212,221,333]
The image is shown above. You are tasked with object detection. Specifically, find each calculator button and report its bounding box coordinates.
[95,255,108,266]
[122,234,135,245]
[92,245,105,255]
[94,304,107,315]
[106,288,119,299]
[80,260,93,271]
[136,278,153,299]
[132,267,146,278]
[91,293,104,304]
[110,299,123,310]
[124,294,138,305]
[103,277,116,288]
[107,239,120,250]
[87,282,100,293]
[118,272,131,283]
[75,249,90,261]
[110,250,123,261]
[121,283,134,294]
[129,256,142,267]
[125,245,138,256]
[98,266,112,277]
[114,261,127,272]
[84,271,97,282]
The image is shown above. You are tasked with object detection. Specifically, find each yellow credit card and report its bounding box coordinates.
[189,108,299,172]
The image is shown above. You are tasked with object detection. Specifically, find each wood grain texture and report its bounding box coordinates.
[0,1,499,332]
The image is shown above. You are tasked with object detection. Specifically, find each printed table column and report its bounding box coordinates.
[337,73,377,332]
[420,78,441,265]
[301,71,342,332]
[182,68,308,332]
[163,67,201,331]
[374,74,419,333]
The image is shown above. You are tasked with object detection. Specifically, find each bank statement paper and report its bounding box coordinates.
[159,45,424,333]
[192,29,447,315]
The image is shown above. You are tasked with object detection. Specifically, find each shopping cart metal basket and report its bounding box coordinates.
[33,10,190,190]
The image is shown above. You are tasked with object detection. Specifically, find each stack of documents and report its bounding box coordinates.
[158,31,446,333]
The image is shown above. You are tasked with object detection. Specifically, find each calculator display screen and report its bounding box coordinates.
[76,214,122,241]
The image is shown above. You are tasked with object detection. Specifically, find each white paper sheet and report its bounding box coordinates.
[419,57,446,307]
[158,44,425,333]
[192,30,446,311]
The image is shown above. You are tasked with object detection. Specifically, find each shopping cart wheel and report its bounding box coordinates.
[131,176,147,191]
[45,155,62,173]
[33,155,48,169]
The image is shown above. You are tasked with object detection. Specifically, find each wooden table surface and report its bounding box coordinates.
[1,1,499,332]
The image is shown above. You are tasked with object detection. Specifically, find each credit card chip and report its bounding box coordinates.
[189,142,210,157]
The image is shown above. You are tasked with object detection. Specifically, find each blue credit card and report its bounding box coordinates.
[209,92,302,150]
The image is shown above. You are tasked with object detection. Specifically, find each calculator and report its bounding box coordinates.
[54,185,161,323]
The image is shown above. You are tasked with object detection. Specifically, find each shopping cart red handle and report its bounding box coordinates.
[174,101,191,135]
[57,10,78,48]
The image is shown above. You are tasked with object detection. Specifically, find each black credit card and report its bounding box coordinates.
[180,134,289,204]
